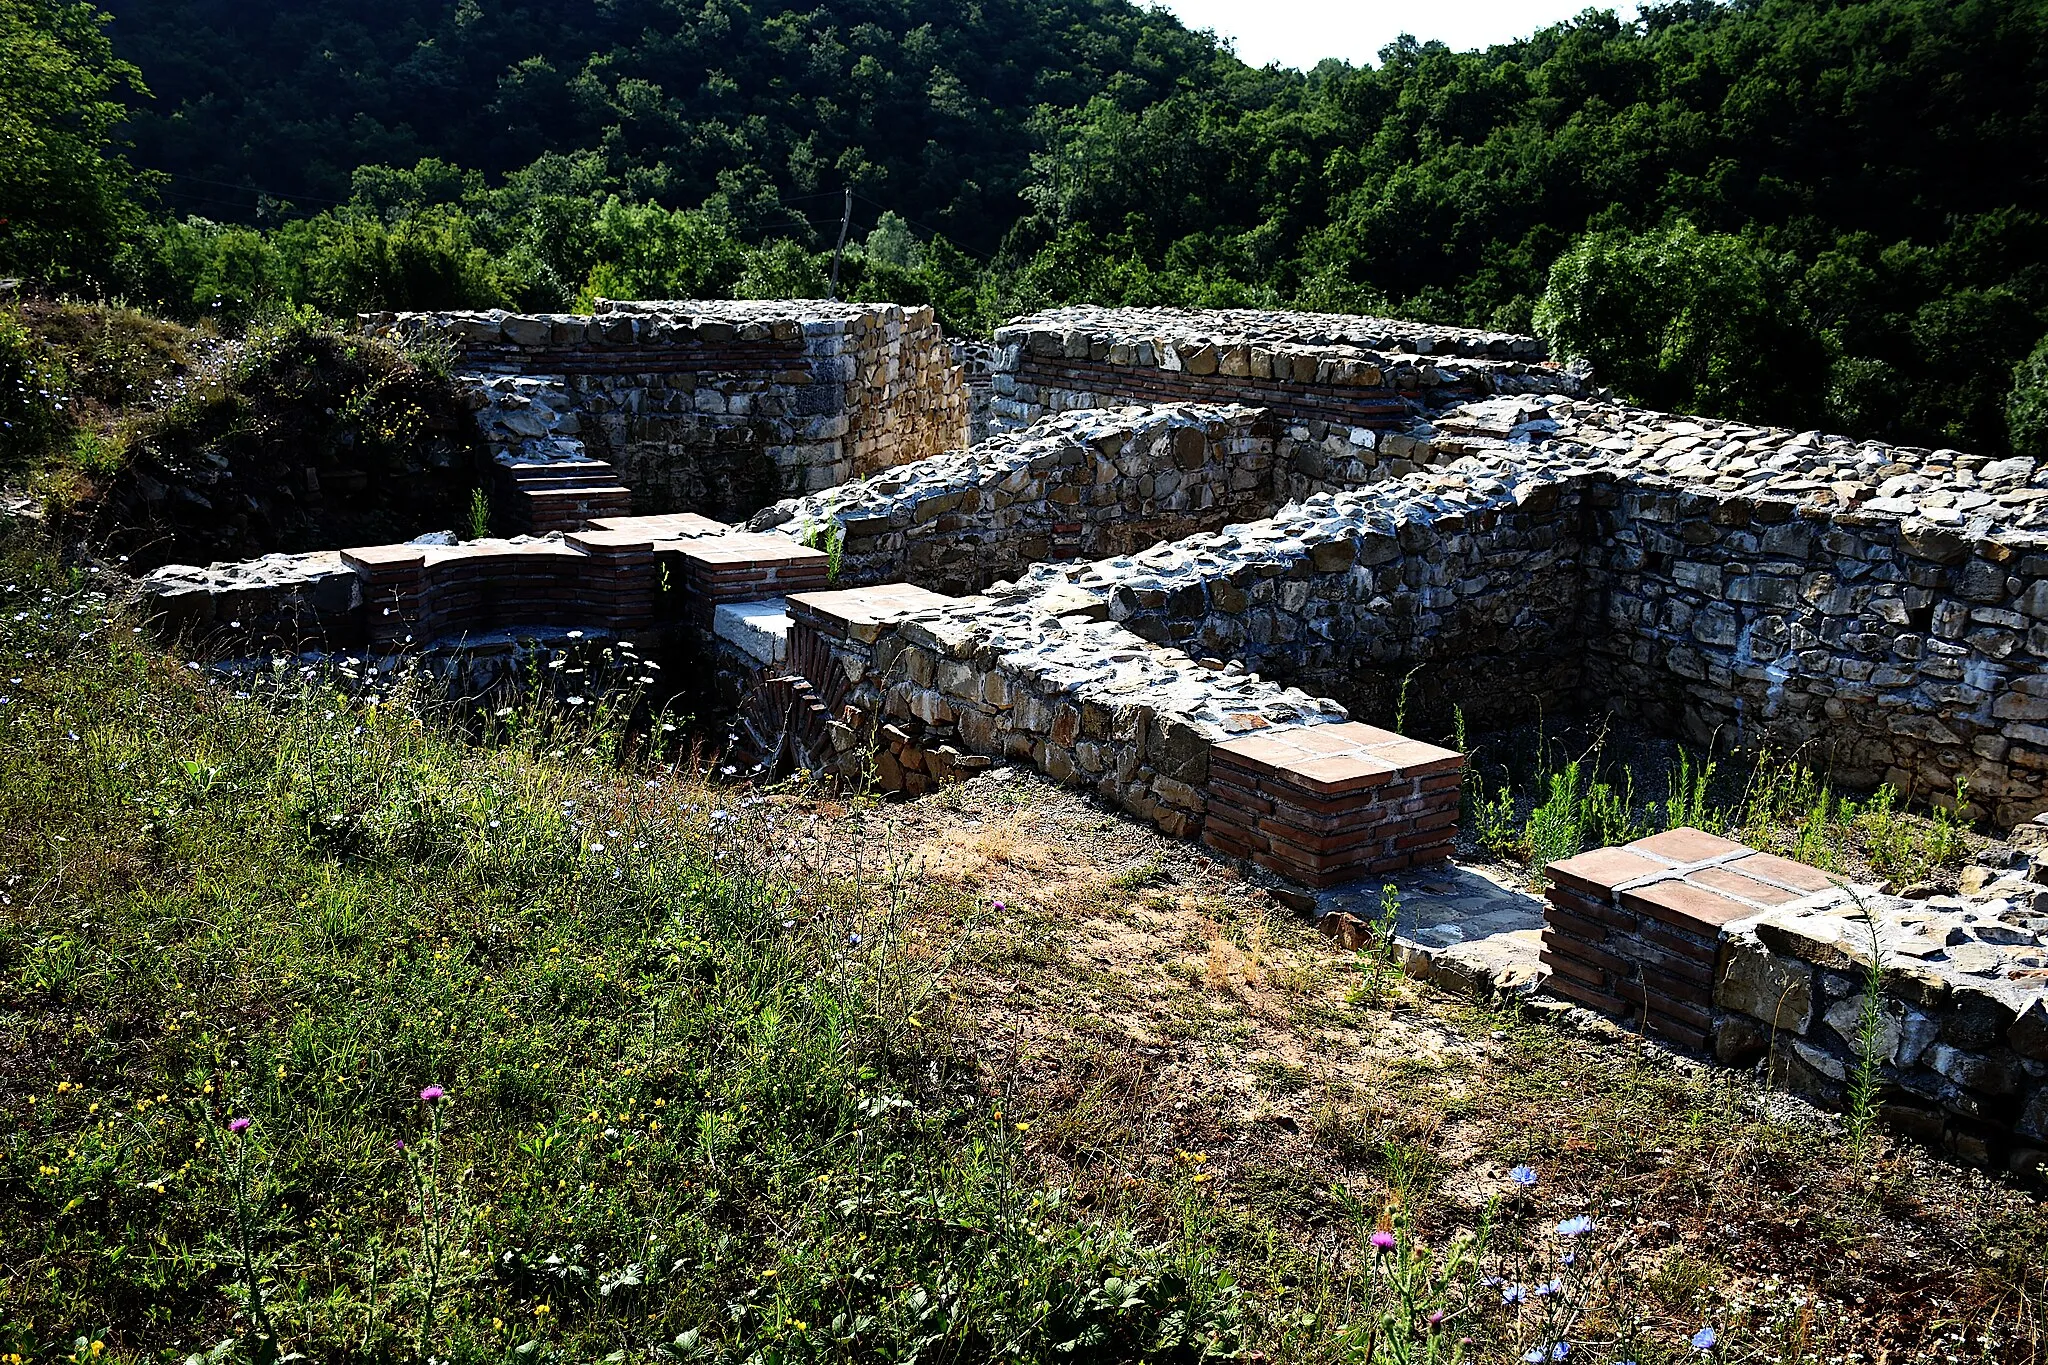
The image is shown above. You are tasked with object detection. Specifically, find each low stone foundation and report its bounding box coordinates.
[748,404,1283,594]
[990,306,1582,434]
[1543,831,2048,1176]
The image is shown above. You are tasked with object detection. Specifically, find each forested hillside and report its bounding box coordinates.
[4,0,2048,457]
[101,0,1224,256]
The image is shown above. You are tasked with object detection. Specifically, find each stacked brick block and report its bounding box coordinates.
[1542,829,1836,1049]
[492,456,634,534]
[340,533,661,648]
[672,533,830,627]
[1202,722,1464,887]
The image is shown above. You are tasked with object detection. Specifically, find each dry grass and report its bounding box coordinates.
[830,770,2048,1362]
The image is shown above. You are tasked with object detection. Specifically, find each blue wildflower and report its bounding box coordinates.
[1532,1278,1563,1298]
[1554,1215,1595,1237]
[1510,1165,1539,1186]
[1501,1284,1527,1304]
[1553,1346,1570,1362]
[1523,1351,1545,1364]
[1692,1326,1717,1352]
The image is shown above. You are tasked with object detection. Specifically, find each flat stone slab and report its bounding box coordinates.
[713,598,792,666]
[1314,860,1549,999]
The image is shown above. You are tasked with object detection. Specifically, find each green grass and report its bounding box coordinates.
[1466,726,1974,889]
[0,537,1242,1363]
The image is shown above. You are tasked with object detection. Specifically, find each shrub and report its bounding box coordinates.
[2013,332,2048,459]
[0,308,72,476]
[1534,222,1829,425]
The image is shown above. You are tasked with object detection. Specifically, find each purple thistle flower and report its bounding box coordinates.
[1426,1310,1445,1328]
[1509,1164,1538,1186]
[228,1117,251,1134]
[419,1086,445,1103]
[1369,1230,1397,1252]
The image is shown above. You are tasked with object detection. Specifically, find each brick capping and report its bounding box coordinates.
[1204,722,1464,887]
[1541,831,2048,1173]
[1541,829,1841,1049]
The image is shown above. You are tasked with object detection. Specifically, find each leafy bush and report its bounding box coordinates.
[1534,223,1829,423]
[2013,333,2048,459]
[0,0,151,288]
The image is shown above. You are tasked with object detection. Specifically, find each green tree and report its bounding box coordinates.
[1534,222,1828,424]
[0,0,151,287]
[2013,334,2048,460]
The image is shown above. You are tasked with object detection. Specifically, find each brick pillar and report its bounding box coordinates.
[341,545,428,650]
[565,528,659,636]
[1203,721,1463,887]
[1543,828,1836,1049]
[674,532,832,626]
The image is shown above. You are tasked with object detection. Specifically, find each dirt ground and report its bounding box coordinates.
[752,766,2048,1362]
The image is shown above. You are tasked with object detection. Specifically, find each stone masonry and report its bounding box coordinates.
[991,306,1583,434]
[363,299,969,525]
[747,405,1283,595]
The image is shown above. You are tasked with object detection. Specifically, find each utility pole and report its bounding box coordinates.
[828,186,852,300]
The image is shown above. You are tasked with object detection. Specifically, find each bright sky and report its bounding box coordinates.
[1148,0,1640,69]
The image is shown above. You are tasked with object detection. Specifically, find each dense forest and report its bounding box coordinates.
[4,0,2048,457]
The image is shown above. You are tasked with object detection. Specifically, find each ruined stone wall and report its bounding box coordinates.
[364,300,968,523]
[1716,880,2048,1175]
[788,586,1347,835]
[747,405,1282,595]
[991,306,1583,435]
[141,550,369,651]
[1010,459,1589,730]
[1427,395,2048,827]
[982,392,2048,827]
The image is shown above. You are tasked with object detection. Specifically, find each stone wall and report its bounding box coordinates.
[747,405,1283,595]
[784,584,1348,837]
[1715,876,2048,1176]
[972,393,2048,827]
[1010,458,1587,729]
[990,306,1584,434]
[364,300,969,523]
[1427,394,2048,826]
[137,512,802,657]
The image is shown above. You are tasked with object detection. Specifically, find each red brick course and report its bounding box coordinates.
[1203,722,1464,887]
[1541,828,1835,1050]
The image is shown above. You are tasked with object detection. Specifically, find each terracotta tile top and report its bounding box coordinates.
[1688,864,1811,906]
[1211,722,1462,794]
[1726,850,1839,895]
[1620,877,1759,934]
[1630,826,1748,864]
[341,544,428,570]
[678,533,827,567]
[588,512,731,541]
[787,583,956,628]
[565,529,658,554]
[1548,844,1673,898]
[423,540,581,565]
